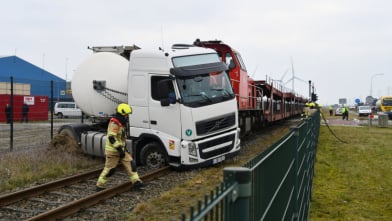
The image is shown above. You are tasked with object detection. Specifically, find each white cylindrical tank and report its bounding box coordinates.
[375,99,381,111]
[72,52,129,117]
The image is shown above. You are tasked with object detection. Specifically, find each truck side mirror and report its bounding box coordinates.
[160,98,170,106]
[160,93,177,106]
[157,79,176,106]
[228,59,235,70]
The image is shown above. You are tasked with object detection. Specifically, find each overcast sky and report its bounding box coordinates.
[1,0,392,105]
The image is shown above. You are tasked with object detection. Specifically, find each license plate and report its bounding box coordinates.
[212,156,225,164]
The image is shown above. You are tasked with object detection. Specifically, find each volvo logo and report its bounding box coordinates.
[208,117,226,133]
[214,120,221,128]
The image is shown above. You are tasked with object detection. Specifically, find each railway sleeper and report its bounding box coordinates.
[49,191,83,198]
[30,197,63,205]
[84,207,105,213]
[65,184,89,190]
[1,206,46,214]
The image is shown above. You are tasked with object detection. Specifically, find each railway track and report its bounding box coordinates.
[0,117,303,220]
[0,166,171,220]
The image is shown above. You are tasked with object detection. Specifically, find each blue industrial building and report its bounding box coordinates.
[0,55,72,101]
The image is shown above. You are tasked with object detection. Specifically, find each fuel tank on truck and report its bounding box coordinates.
[72,52,129,117]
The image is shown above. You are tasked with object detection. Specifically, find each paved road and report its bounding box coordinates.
[321,117,391,127]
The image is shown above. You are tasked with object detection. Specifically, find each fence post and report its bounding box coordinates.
[50,80,54,139]
[223,167,251,221]
[10,76,14,151]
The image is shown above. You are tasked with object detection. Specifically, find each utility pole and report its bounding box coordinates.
[370,73,384,97]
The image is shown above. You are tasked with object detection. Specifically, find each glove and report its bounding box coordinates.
[117,147,125,158]
[108,136,116,144]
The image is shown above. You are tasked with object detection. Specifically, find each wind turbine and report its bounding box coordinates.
[285,57,307,93]
[276,68,289,84]
[251,65,259,78]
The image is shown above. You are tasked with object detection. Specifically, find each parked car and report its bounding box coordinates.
[358,105,371,116]
[335,107,343,116]
[54,102,82,118]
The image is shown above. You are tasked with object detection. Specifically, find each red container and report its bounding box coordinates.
[1,94,49,122]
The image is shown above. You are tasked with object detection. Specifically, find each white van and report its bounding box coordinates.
[358,105,371,116]
[54,102,82,118]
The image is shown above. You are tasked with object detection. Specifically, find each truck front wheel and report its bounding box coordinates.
[140,142,168,169]
[51,127,79,153]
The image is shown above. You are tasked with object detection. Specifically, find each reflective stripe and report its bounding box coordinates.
[96,167,110,187]
[105,118,126,152]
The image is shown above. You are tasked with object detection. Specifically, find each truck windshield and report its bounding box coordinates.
[359,106,370,111]
[383,98,392,106]
[177,71,235,107]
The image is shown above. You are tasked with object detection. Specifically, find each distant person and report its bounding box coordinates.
[21,103,29,123]
[342,106,349,120]
[346,106,350,120]
[329,106,333,116]
[5,104,11,124]
[345,107,349,120]
[303,101,318,118]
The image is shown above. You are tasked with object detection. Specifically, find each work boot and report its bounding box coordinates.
[132,180,146,191]
[95,186,105,192]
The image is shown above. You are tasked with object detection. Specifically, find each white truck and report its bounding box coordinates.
[59,44,240,169]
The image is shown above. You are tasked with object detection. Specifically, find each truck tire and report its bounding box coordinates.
[51,127,80,153]
[59,127,76,140]
[140,142,167,169]
[57,113,63,118]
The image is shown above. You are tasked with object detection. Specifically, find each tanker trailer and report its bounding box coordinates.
[58,44,241,169]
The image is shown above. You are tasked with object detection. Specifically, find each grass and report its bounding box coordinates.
[0,135,102,192]
[309,112,392,220]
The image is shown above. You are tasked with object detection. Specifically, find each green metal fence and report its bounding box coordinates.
[180,111,320,221]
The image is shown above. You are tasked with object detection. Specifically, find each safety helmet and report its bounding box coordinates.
[117,103,132,116]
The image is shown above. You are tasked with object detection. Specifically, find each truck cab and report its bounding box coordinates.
[127,46,240,168]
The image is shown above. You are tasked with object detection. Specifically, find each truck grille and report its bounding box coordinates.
[196,113,235,135]
[198,134,235,159]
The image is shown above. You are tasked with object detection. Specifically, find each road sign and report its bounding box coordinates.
[339,98,347,105]
[365,96,373,105]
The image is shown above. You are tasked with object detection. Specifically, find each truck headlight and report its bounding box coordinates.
[188,143,198,157]
[236,128,241,148]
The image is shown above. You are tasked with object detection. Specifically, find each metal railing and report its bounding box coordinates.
[180,111,320,221]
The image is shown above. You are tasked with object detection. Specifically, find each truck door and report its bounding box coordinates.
[149,75,182,138]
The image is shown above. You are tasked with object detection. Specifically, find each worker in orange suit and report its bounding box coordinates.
[96,103,144,191]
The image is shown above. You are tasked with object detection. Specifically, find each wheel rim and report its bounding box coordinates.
[145,151,165,169]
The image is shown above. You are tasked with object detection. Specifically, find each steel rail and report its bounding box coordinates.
[0,168,102,207]
[25,166,171,221]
